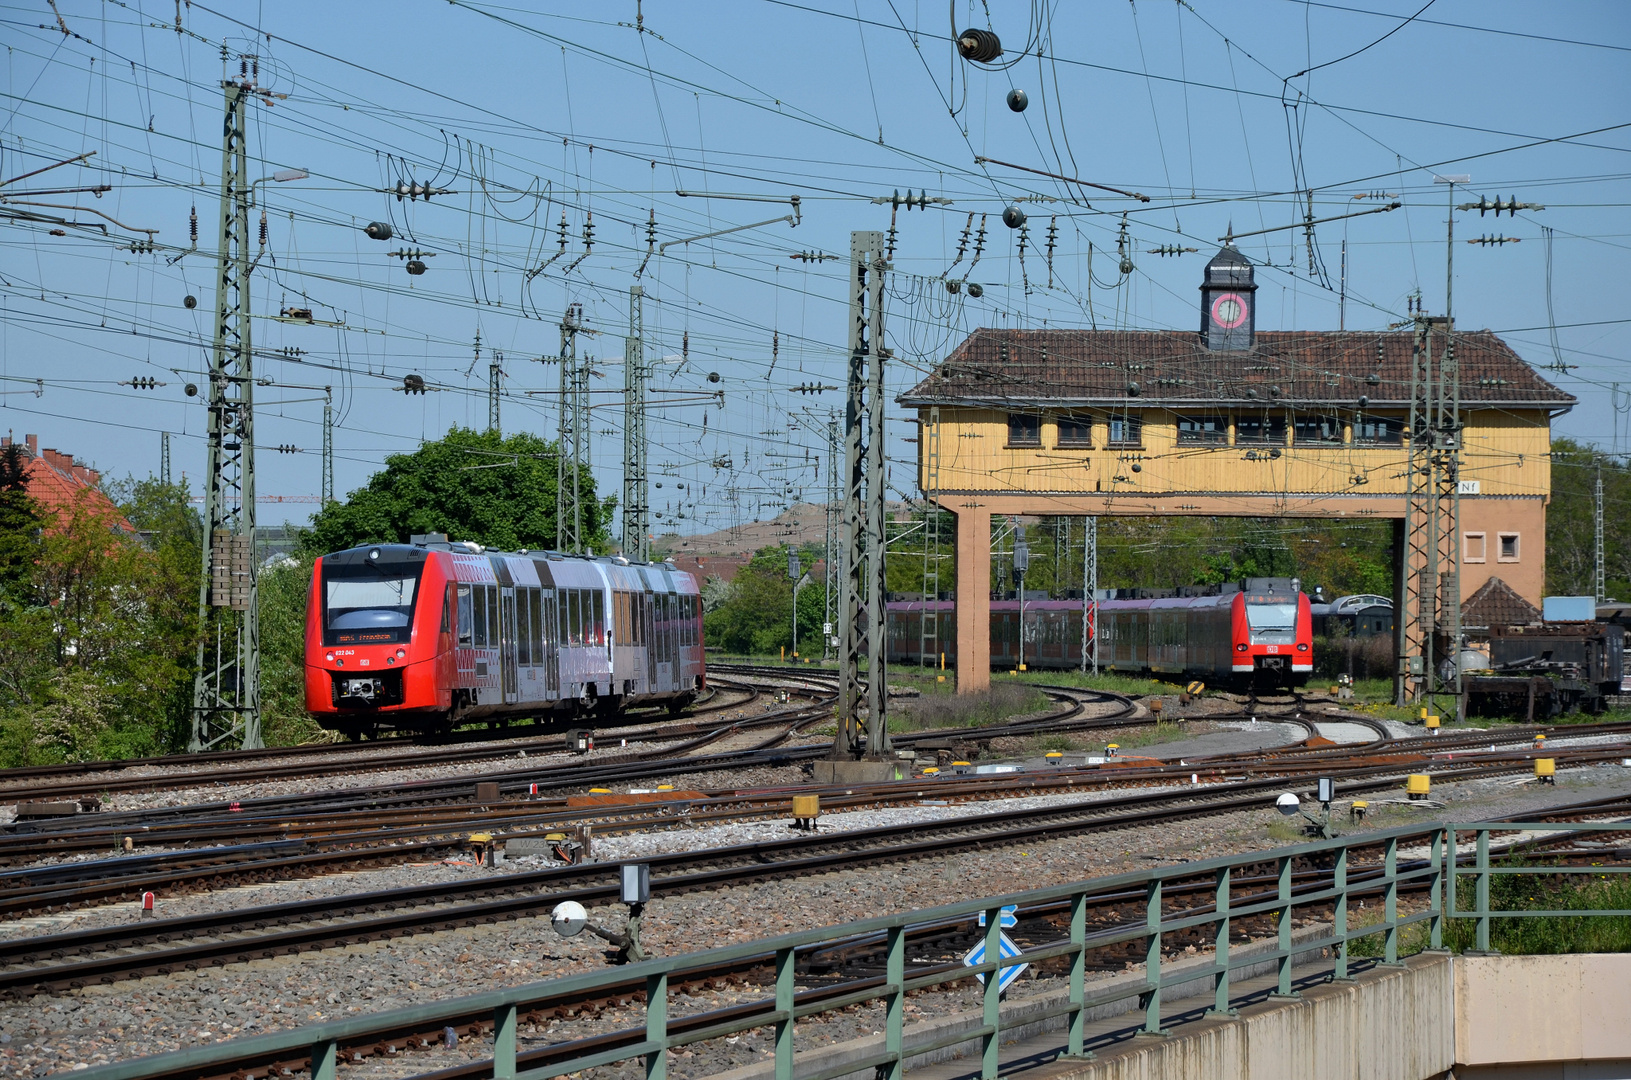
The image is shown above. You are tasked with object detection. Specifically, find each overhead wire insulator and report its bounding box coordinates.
[1468,234,1521,246]
[790,250,839,262]
[1145,245,1199,256]
[189,205,198,245]
[402,374,427,394]
[956,28,1002,63]
[258,210,267,248]
[1045,216,1058,288]
[276,444,299,454]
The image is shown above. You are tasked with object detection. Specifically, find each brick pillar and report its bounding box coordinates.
[955,504,991,693]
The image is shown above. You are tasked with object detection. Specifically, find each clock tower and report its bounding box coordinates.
[1200,241,1257,351]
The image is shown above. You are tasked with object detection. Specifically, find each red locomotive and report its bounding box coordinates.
[304,534,705,738]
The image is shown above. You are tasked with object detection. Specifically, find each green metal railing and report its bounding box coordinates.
[66,820,1630,1080]
[1449,821,1631,953]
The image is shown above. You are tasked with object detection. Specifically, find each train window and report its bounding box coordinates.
[529,589,543,659]
[486,585,500,648]
[566,589,581,646]
[592,590,605,647]
[1006,413,1042,447]
[443,583,455,634]
[457,584,473,646]
[470,586,486,649]
[1107,416,1143,448]
[517,589,532,666]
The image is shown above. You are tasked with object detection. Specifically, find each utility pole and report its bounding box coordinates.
[556,303,584,553]
[192,76,261,751]
[1595,462,1606,603]
[824,409,840,661]
[321,388,333,504]
[1082,515,1098,675]
[833,230,889,762]
[920,405,941,669]
[487,341,502,437]
[159,431,171,485]
[622,285,649,561]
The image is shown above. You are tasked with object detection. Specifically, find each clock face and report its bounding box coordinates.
[1210,292,1248,330]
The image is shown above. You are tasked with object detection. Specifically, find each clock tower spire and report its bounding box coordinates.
[1200,241,1257,351]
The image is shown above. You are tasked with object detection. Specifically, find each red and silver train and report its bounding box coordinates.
[886,577,1314,687]
[304,534,705,737]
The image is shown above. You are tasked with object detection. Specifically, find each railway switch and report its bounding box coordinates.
[1534,758,1556,785]
[791,794,821,831]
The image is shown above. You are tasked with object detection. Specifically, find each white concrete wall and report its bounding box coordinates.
[1455,954,1631,1077]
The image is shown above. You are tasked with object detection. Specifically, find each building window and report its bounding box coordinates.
[1355,416,1404,446]
[1056,416,1093,448]
[1498,532,1520,562]
[1293,414,1344,445]
[1235,414,1287,445]
[1107,416,1143,448]
[1464,532,1486,563]
[1007,413,1041,447]
[1176,414,1227,444]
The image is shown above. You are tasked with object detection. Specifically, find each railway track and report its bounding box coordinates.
[3,750,1626,997]
[0,677,771,804]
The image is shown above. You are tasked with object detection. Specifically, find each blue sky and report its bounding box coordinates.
[2,1,1628,532]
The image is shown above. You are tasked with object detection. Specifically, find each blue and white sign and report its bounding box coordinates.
[977,905,1019,929]
[962,930,1027,993]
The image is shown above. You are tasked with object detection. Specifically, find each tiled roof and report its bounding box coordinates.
[898,328,1574,410]
[2,434,131,529]
[1461,576,1541,629]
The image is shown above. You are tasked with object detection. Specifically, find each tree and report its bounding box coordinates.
[1547,438,1630,599]
[703,545,825,655]
[300,427,613,557]
[0,444,40,594]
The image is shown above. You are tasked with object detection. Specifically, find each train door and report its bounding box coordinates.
[500,587,518,703]
[542,588,559,696]
[644,592,657,686]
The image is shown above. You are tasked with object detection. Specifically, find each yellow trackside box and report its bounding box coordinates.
[1535,758,1556,779]
[1406,774,1431,798]
[791,794,821,819]
[1426,715,1441,729]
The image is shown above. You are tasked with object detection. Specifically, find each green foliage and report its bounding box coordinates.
[0,444,41,593]
[1547,437,1630,599]
[892,682,1049,732]
[300,426,611,557]
[0,478,200,765]
[702,545,826,655]
[259,554,331,746]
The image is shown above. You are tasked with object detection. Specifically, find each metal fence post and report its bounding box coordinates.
[1209,866,1234,1015]
[1333,843,1350,980]
[646,972,668,1080]
[1064,891,1092,1057]
[1142,878,1165,1034]
[309,1040,336,1080]
[492,1004,517,1080]
[1384,835,1400,964]
[1476,827,1492,953]
[1275,855,1295,996]
[774,946,796,1080]
[1429,828,1445,950]
[982,906,1002,1079]
[1447,826,1459,920]
[883,926,905,1080]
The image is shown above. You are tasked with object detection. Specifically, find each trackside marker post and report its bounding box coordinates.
[141,892,155,919]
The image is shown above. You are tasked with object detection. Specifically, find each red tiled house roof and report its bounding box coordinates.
[2,433,132,531]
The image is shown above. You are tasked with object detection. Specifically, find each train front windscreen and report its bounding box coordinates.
[321,552,426,646]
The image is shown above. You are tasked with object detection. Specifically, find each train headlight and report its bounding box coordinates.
[325,652,334,662]
[335,658,344,667]
[1297,643,1309,652]
[396,648,407,659]
[1235,643,1248,652]
[386,656,395,665]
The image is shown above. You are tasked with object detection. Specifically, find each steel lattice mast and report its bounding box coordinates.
[191,79,261,751]
[622,285,649,561]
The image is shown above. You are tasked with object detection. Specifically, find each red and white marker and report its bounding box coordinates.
[141,892,156,919]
